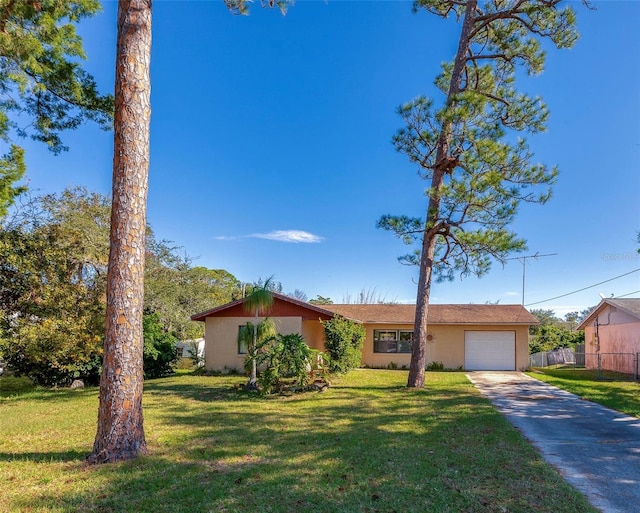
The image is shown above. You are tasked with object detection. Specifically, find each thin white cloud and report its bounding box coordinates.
[250,230,324,243]
[214,230,324,244]
[505,291,519,297]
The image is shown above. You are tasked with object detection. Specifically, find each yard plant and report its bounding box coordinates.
[0,370,596,512]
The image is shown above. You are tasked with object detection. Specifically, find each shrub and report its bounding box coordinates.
[0,317,103,387]
[529,325,585,354]
[426,361,445,371]
[321,315,365,374]
[255,333,318,394]
[143,313,179,379]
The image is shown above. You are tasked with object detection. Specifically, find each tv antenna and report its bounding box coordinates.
[506,252,557,305]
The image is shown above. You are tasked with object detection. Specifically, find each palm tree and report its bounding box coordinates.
[243,277,275,390]
[238,318,277,374]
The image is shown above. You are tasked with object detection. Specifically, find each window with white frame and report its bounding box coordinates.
[373,330,413,353]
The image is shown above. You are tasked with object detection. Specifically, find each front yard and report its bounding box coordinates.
[0,370,596,513]
[528,368,640,418]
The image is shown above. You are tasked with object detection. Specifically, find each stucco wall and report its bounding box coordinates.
[584,316,640,375]
[203,316,531,372]
[204,316,304,372]
[302,320,326,351]
[360,324,530,370]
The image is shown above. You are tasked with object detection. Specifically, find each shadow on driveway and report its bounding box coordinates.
[467,371,640,513]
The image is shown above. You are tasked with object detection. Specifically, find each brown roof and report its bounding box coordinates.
[299,303,537,325]
[192,294,538,326]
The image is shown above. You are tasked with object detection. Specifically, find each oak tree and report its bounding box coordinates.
[378,0,582,387]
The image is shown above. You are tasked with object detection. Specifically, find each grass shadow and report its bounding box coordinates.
[0,450,88,463]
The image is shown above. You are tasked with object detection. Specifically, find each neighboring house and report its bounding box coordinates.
[577,298,640,375]
[176,338,205,365]
[191,293,538,372]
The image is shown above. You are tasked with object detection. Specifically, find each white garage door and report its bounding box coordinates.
[464,331,515,370]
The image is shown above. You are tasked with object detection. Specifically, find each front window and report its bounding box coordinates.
[238,325,249,354]
[374,330,413,353]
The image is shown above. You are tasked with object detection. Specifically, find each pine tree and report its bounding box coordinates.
[378,0,582,387]
[0,0,112,215]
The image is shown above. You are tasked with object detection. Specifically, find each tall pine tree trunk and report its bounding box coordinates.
[407,0,476,388]
[88,0,152,464]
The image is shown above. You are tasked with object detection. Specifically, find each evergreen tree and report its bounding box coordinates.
[378,0,582,387]
[92,0,292,463]
[0,0,113,214]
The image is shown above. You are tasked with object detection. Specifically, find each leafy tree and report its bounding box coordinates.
[243,277,275,390]
[321,315,365,374]
[309,295,334,305]
[0,187,239,387]
[529,308,560,335]
[378,0,580,388]
[0,146,27,218]
[529,324,583,354]
[145,261,240,340]
[0,224,104,386]
[579,306,595,321]
[564,311,581,330]
[526,307,585,354]
[142,313,178,379]
[0,188,109,387]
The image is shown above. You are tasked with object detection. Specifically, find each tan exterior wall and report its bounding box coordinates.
[203,316,531,372]
[204,316,304,372]
[302,320,326,351]
[359,324,530,370]
[360,324,412,369]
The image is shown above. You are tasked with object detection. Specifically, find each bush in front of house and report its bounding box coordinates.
[321,315,365,374]
[255,333,320,394]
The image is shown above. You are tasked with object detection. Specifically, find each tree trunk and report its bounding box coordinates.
[407,187,441,388]
[248,309,258,390]
[88,0,152,464]
[407,0,477,388]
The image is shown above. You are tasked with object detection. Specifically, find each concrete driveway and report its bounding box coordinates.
[467,371,640,513]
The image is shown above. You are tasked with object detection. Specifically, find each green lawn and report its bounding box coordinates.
[0,370,596,513]
[528,368,640,418]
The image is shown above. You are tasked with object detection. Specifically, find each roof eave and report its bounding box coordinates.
[191,292,337,322]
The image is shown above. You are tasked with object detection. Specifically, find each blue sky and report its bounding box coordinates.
[18,0,640,316]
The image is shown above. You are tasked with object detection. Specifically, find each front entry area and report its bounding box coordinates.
[464,331,515,370]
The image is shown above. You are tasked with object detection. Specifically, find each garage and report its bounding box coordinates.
[465,331,515,370]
